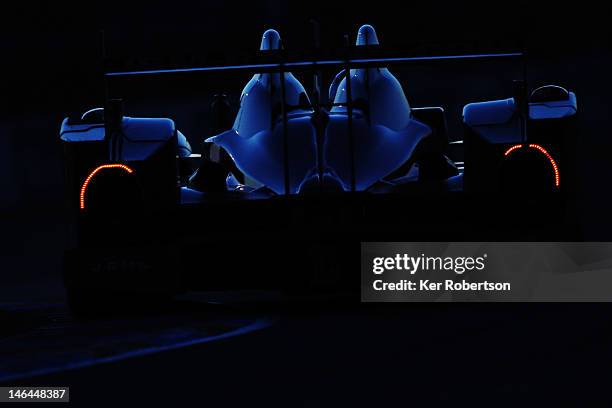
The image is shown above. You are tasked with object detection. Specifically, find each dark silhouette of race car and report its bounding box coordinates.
[60,24,578,314]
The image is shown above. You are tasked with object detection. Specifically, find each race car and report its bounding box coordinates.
[60,25,578,314]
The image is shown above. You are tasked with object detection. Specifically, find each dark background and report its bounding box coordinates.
[1,2,612,404]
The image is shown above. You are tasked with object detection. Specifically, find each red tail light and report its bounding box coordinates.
[80,164,134,210]
[503,144,560,188]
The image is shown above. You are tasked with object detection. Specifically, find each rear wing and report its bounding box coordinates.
[101,44,525,194]
[105,52,524,77]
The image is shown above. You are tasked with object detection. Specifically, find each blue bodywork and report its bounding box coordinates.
[60,114,192,161]
[463,89,577,144]
[206,25,432,194]
[60,25,578,201]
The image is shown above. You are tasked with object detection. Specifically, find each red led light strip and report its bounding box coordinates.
[503,144,522,157]
[503,144,560,187]
[80,164,134,210]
